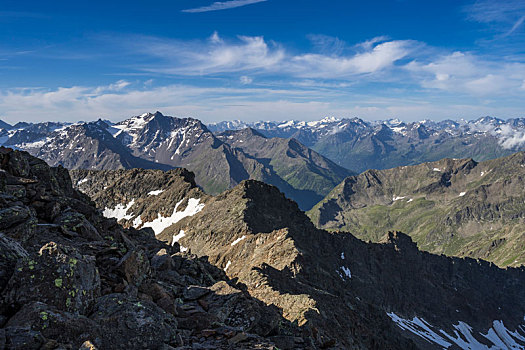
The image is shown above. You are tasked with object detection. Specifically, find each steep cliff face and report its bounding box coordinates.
[309,152,525,267]
[0,148,312,350]
[75,166,525,349]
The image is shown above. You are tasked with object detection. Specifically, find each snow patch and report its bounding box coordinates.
[172,230,186,246]
[103,200,135,221]
[341,266,351,279]
[388,312,452,348]
[148,189,164,196]
[393,196,406,201]
[341,252,345,260]
[132,216,142,228]
[77,178,88,186]
[388,312,525,349]
[459,192,466,197]
[224,260,231,272]
[231,235,246,246]
[141,198,205,235]
[433,168,441,172]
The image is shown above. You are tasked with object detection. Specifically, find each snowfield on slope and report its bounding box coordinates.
[387,312,525,349]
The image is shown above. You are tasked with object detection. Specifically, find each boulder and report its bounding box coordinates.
[6,301,101,349]
[54,211,103,241]
[90,293,178,349]
[4,242,100,314]
[0,233,28,292]
[116,249,150,287]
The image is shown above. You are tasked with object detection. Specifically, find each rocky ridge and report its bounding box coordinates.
[75,164,525,349]
[0,147,314,349]
[308,152,525,267]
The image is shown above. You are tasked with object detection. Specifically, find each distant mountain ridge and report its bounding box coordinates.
[308,152,525,267]
[209,115,525,172]
[1,112,351,210]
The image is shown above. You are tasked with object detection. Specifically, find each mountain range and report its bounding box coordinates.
[308,152,525,267]
[0,112,351,210]
[6,112,525,210]
[68,159,525,349]
[209,116,525,173]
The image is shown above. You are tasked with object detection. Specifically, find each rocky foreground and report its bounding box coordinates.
[0,148,317,349]
[72,165,525,349]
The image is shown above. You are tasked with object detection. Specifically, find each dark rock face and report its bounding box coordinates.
[0,148,307,349]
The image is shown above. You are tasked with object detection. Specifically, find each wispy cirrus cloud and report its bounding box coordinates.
[106,31,525,98]
[465,0,525,38]
[182,0,267,13]
[124,32,415,79]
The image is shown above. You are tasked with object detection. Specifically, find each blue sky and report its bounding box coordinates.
[1,0,525,123]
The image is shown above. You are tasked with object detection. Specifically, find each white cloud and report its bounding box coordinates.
[291,40,414,78]
[406,51,525,96]
[134,33,285,75]
[2,80,525,125]
[182,0,267,13]
[94,80,130,93]
[240,76,253,84]
[128,33,414,79]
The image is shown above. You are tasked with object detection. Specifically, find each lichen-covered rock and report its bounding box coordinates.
[6,302,101,349]
[90,294,179,349]
[4,242,100,314]
[53,211,102,241]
